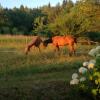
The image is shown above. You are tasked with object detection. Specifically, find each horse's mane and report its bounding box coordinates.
[43,38,52,46]
[44,38,52,44]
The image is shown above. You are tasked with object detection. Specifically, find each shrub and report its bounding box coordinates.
[70,46,100,100]
[2,26,10,34]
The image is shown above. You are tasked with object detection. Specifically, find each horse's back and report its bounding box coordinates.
[52,35,76,46]
[29,36,42,46]
[52,36,66,46]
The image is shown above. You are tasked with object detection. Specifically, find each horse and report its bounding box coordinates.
[25,36,42,55]
[43,35,77,56]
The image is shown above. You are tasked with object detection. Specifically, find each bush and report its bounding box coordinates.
[2,26,10,34]
[87,32,100,42]
[70,46,100,100]
[12,27,18,34]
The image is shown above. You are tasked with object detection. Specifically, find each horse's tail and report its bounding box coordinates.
[74,37,77,44]
[74,37,77,49]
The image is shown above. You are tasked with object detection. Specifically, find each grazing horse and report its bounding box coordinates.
[25,36,42,54]
[43,35,77,56]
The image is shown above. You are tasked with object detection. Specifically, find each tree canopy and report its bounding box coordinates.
[0,0,100,40]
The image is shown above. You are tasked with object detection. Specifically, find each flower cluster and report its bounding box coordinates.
[88,46,100,57]
[70,59,95,85]
[70,46,100,99]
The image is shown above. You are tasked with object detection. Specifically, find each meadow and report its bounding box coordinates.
[0,35,96,100]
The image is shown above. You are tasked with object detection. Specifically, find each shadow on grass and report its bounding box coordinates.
[0,81,94,100]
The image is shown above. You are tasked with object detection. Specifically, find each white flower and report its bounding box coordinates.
[83,62,88,67]
[88,62,95,69]
[88,48,97,57]
[95,46,100,50]
[70,79,79,85]
[95,46,100,55]
[80,77,86,82]
[89,59,96,64]
[79,67,87,74]
[72,73,79,79]
[96,54,100,57]
[88,46,100,57]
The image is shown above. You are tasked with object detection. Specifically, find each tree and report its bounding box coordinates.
[32,16,48,36]
[20,5,25,11]
[66,0,74,12]
[48,2,51,8]
[62,0,67,7]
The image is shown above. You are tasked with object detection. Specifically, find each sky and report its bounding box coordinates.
[0,0,77,9]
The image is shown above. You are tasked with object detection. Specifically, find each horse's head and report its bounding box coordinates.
[42,40,48,48]
[42,38,52,48]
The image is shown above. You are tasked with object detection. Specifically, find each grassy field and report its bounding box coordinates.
[0,35,96,100]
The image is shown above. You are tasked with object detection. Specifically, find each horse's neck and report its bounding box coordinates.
[45,38,52,43]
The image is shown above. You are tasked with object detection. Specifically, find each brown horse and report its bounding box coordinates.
[43,35,77,56]
[25,36,42,54]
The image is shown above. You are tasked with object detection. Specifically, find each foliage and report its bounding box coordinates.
[0,6,45,35]
[87,32,100,41]
[0,0,100,38]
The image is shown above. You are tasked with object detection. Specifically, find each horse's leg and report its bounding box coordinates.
[72,43,77,56]
[74,43,77,50]
[68,44,74,56]
[56,45,61,56]
[72,45,75,55]
[53,44,60,56]
[56,45,60,51]
[70,44,76,56]
[25,45,31,55]
[53,44,59,52]
[38,46,41,52]
[73,43,77,55]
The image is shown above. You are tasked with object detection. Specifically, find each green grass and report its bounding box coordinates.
[0,35,96,100]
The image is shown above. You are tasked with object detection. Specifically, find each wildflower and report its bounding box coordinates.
[96,54,100,57]
[92,89,97,96]
[80,77,86,82]
[95,46,100,50]
[88,62,95,69]
[88,48,97,57]
[83,61,88,67]
[72,73,79,79]
[95,80,99,85]
[93,72,100,77]
[98,78,100,84]
[89,76,93,80]
[70,79,79,85]
[79,67,87,74]
[89,59,96,64]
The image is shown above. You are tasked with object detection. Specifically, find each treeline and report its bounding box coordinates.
[0,0,100,41]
